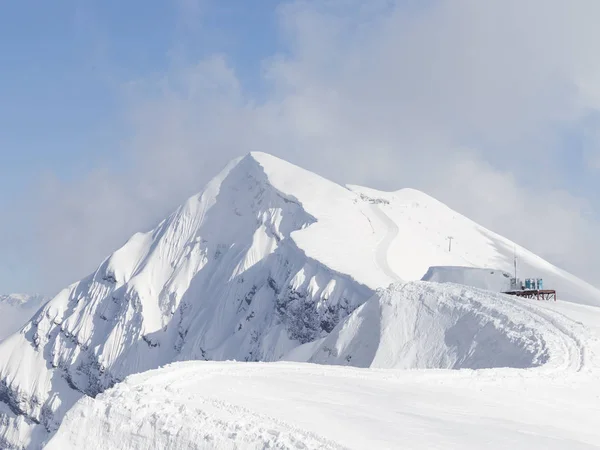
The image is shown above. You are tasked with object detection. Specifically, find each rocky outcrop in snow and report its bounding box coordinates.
[0,153,373,449]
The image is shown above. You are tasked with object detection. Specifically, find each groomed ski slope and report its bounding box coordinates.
[46,282,600,449]
[347,184,600,306]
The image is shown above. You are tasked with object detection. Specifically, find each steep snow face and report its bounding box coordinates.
[0,153,373,449]
[421,266,513,292]
[0,295,47,342]
[298,281,594,372]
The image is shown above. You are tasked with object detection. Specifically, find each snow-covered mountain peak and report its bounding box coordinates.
[0,153,381,448]
[393,187,456,208]
[2,152,600,449]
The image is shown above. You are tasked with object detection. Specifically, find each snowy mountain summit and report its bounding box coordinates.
[1,152,600,449]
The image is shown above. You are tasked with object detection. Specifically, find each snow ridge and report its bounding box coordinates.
[0,154,372,449]
[301,281,593,373]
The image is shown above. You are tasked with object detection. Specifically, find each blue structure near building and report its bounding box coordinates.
[506,277,556,301]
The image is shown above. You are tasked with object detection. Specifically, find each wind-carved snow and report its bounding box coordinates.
[2,152,600,449]
[300,281,593,372]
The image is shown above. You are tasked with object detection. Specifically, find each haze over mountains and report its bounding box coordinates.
[0,295,47,342]
[1,153,599,449]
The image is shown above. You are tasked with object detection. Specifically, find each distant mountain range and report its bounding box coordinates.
[0,294,47,342]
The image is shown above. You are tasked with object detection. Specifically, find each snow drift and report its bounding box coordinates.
[298,281,590,371]
[46,358,600,450]
[1,152,600,449]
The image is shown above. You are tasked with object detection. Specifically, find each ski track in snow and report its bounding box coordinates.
[368,204,402,283]
[515,299,588,371]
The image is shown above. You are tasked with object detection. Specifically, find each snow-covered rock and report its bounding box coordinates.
[0,295,47,342]
[1,152,600,449]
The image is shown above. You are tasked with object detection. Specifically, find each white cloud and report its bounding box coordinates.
[30,0,600,293]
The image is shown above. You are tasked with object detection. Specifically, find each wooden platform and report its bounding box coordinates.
[503,289,557,301]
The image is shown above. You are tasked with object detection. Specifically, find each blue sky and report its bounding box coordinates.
[0,0,281,291]
[0,0,280,188]
[3,0,600,294]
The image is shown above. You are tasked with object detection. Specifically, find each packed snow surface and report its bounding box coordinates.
[2,152,600,449]
[47,282,600,449]
[47,359,600,450]
[346,184,600,305]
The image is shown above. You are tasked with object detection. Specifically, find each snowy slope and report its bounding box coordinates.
[0,295,47,342]
[348,184,600,306]
[46,359,600,450]
[0,153,376,449]
[1,152,600,449]
[47,282,600,449]
[294,281,598,371]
